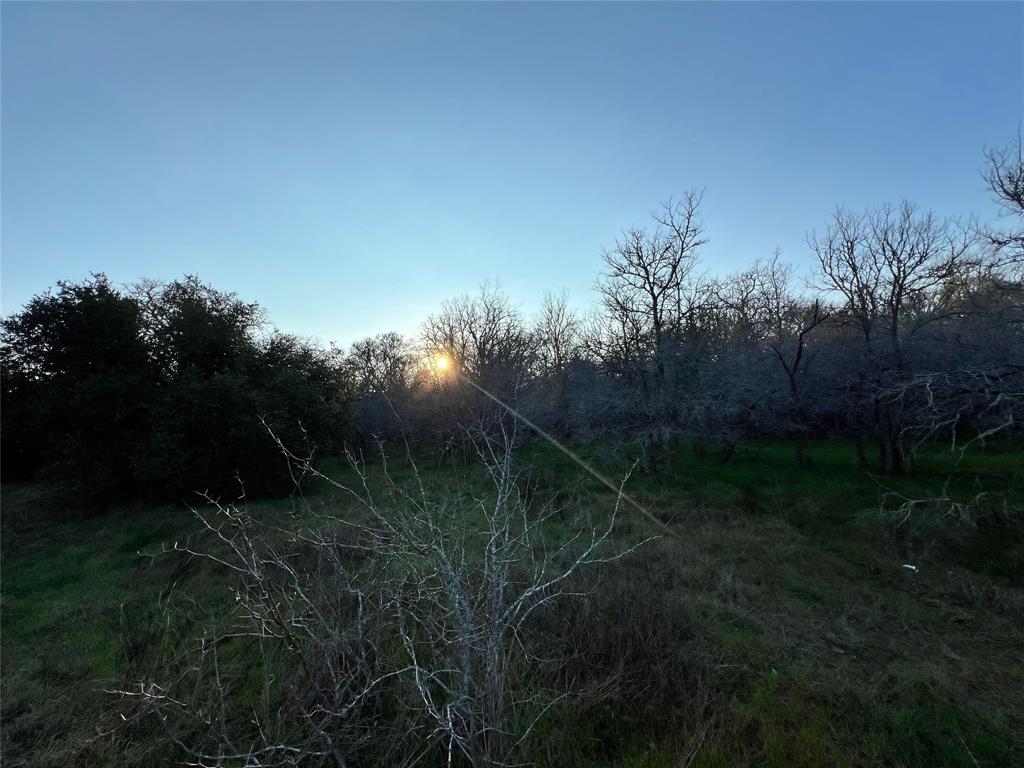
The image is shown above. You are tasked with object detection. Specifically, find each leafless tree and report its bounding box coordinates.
[982,130,1024,270]
[811,202,977,372]
[348,332,416,397]
[533,290,579,378]
[417,284,538,452]
[526,290,582,438]
[810,202,979,472]
[421,283,536,389]
[580,292,646,381]
[597,192,707,355]
[725,255,831,464]
[594,192,708,466]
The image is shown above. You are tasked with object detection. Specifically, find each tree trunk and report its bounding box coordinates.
[855,437,869,469]
[794,439,811,466]
[878,433,911,474]
[721,441,736,462]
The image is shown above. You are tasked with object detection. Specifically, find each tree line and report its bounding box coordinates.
[348,137,1023,473]
[3,136,1021,500]
[1,276,347,499]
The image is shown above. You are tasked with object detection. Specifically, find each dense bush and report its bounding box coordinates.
[1,274,348,500]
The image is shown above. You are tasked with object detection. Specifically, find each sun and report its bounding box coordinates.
[435,354,450,372]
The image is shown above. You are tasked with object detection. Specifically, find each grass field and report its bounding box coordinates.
[2,439,1022,766]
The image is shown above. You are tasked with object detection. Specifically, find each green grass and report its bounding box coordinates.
[3,439,1022,766]
[524,437,1019,510]
[0,488,310,766]
[883,681,1014,768]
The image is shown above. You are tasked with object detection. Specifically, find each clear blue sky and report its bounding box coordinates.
[2,2,1022,345]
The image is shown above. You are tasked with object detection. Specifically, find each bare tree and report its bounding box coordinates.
[348,332,416,397]
[418,284,538,452]
[421,283,536,389]
[810,202,978,472]
[982,130,1024,270]
[527,290,582,438]
[595,192,708,466]
[533,290,579,378]
[580,289,646,381]
[811,202,976,372]
[597,192,707,357]
[721,254,831,464]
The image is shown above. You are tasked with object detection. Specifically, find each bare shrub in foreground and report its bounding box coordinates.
[109,427,648,767]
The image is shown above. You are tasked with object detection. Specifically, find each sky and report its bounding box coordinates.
[2,2,1022,346]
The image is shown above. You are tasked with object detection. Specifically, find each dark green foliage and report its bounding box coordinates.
[1,274,153,494]
[1,274,348,500]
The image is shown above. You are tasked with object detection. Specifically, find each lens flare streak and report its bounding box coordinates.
[456,372,678,540]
